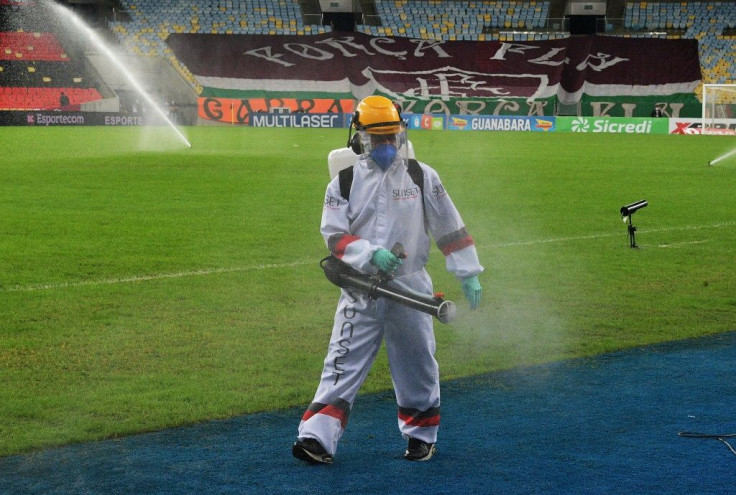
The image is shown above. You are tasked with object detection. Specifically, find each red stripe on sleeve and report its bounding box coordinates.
[439,235,475,256]
[334,235,360,259]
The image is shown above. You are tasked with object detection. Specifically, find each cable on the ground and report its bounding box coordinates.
[679,431,736,456]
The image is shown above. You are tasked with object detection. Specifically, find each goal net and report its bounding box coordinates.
[702,84,736,135]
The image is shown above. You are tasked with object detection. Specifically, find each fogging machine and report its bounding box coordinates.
[320,254,457,324]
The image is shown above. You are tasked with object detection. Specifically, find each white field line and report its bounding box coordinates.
[4,221,733,294]
[479,221,735,249]
[3,261,312,293]
[657,240,709,248]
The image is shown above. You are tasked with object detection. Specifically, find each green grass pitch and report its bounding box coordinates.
[0,125,734,456]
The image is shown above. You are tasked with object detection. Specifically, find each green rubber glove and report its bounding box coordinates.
[371,248,402,273]
[461,275,482,310]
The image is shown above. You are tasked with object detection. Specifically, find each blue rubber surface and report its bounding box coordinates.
[1,332,734,494]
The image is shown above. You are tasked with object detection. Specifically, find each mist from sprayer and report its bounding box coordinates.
[442,242,572,373]
[47,1,192,149]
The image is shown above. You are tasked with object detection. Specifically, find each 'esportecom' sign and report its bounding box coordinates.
[0,111,146,126]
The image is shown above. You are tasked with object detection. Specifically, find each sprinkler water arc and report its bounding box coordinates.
[50,2,192,148]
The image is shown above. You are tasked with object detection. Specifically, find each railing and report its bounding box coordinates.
[596,18,674,37]
[358,16,570,38]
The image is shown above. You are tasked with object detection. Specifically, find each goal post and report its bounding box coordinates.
[702,84,736,134]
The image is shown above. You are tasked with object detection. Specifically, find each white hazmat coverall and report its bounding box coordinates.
[297,153,483,456]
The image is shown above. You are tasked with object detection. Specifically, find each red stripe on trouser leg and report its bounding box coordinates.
[321,404,349,429]
[398,407,441,428]
[301,401,350,429]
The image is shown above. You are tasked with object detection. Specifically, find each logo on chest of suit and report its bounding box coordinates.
[392,186,420,200]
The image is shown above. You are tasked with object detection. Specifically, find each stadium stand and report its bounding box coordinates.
[0,86,102,111]
[0,1,104,110]
[98,1,736,105]
[350,0,733,84]
[109,0,331,52]
[356,0,566,41]
[108,0,332,94]
[1,1,732,113]
[0,32,69,61]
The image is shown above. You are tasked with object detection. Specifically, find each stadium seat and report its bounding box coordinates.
[0,86,102,110]
[0,32,67,61]
[0,3,107,110]
[367,0,552,42]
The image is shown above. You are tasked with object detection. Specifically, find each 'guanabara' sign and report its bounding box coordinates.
[166,32,701,119]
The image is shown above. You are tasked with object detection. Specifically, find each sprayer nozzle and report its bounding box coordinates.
[437,301,457,324]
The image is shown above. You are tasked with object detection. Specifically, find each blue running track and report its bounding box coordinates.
[1,332,734,494]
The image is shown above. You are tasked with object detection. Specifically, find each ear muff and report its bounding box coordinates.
[349,133,363,154]
[346,110,361,150]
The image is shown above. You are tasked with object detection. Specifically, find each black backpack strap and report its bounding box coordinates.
[338,166,354,201]
[407,159,424,197]
[408,159,428,231]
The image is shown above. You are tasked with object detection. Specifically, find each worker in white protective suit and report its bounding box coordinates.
[292,95,483,464]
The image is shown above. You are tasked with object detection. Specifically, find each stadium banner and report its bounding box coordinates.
[669,118,736,135]
[580,95,701,118]
[0,110,146,126]
[166,33,702,121]
[247,112,348,128]
[198,96,354,124]
[444,115,555,132]
[405,113,445,131]
[556,116,669,134]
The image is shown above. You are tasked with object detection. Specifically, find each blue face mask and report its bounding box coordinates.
[370,144,397,171]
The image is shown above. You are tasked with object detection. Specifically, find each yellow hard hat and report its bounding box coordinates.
[353,95,402,135]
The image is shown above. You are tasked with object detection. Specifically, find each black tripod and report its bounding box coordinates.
[625,215,638,248]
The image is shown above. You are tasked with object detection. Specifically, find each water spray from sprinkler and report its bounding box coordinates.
[50,2,192,148]
[708,148,736,167]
